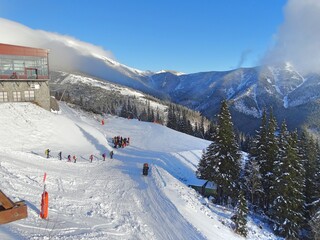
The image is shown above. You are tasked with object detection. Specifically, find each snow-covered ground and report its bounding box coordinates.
[0,102,279,239]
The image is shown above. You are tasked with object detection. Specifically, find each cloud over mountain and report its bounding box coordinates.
[0,18,116,72]
[263,0,320,74]
[0,17,151,90]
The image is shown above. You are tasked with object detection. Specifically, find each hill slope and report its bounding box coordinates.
[0,103,278,239]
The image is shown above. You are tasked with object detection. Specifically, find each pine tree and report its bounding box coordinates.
[132,105,138,119]
[186,119,194,135]
[310,210,320,240]
[139,108,148,121]
[120,102,128,118]
[301,132,320,222]
[264,109,279,211]
[147,101,152,121]
[204,122,216,140]
[166,105,177,130]
[178,110,188,133]
[250,109,268,210]
[156,110,161,123]
[199,100,241,205]
[197,141,216,181]
[269,123,305,239]
[199,116,205,138]
[250,109,267,167]
[244,158,263,209]
[314,142,320,211]
[232,190,249,237]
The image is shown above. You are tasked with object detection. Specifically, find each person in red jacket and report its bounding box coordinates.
[102,153,106,161]
[89,154,94,163]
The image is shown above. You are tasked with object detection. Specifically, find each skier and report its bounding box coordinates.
[58,151,62,160]
[102,153,106,161]
[89,154,93,163]
[109,151,114,159]
[67,155,71,162]
[45,149,50,158]
[73,155,77,163]
[142,163,149,176]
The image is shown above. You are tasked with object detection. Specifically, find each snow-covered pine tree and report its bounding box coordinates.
[199,116,206,139]
[166,105,177,130]
[244,158,263,209]
[232,190,249,237]
[177,110,193,135]
[204,122,216,140]
[309,210,320,240]
[251,108,279,212]
[269,123,305,239]
[250,109,268,210]
[314,142,320,213]
[263,109,278,212]
[197,141,216,181]
[210,100,240,205]
[299,131,318,222]
[250,109,268,158]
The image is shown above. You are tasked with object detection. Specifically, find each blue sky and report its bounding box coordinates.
[0,0,287,73]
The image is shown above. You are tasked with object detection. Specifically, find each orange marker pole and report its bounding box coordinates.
[40,191,49,219]
[40,172,49,219]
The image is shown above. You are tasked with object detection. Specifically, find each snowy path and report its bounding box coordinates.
[0,150,205,239]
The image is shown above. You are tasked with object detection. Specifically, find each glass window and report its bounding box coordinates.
[24,91,35,101]
[13,91,21,102]
[0,54,48,79]
[0,92,8,102]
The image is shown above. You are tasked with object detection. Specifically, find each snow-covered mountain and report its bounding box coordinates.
[2,17,320,134]
[0,102,279,239]
[49,61,320,135]
[145,63,320,134]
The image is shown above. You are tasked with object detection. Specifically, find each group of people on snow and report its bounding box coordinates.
[44,135,128,163]
[112,136,130,148]
[44,149,114,163]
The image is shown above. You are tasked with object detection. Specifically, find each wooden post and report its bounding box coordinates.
[0,190,15,209]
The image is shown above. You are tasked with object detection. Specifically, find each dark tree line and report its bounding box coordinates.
[166,104,213,140]
[197,101,320,239]
[53,88,213,139]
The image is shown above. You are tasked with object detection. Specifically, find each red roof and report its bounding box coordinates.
[0,43,48,57]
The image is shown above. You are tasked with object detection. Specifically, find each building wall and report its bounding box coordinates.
[0,80,50,111]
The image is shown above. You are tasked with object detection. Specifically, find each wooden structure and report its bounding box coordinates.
[189,180,217,198]
[0,190,28,224]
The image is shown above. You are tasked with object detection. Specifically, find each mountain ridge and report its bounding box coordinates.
[50,60,320,135]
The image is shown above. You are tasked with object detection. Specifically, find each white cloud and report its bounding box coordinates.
[262,0,320,74]
[0,18,115,72]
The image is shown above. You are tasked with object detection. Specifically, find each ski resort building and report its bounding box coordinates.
[0,43,50,110]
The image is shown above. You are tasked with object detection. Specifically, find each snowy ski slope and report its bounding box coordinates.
[0,102,278,240]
